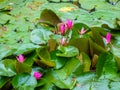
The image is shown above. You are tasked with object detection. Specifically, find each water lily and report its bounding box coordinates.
[66,19,73,30]
[34,71,42,80]
[16,54,25,63]
[58,19,73,35]
[106,32,111,44]
[79,27,87,35]
[60,23,66,35]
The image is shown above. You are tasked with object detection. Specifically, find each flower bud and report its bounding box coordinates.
[34,71,42,80]
[16,54,25,63]
[106,32,111,44]
[79,27,87,35]
[66,19,73,30]
[60,37,67,46]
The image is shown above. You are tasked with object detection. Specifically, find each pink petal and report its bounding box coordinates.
[16,54,25,63]
[66,19,73,29]
[34,71,42,80]
[106,32,111,44]
[60,24,66,35]
[60,37,66,46]
[80,27,87,35]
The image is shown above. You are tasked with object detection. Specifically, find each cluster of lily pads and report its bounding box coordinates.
[0,9,120,90]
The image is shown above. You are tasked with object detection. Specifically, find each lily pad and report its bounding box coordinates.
[56,45,79,57]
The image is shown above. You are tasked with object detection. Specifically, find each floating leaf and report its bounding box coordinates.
[59,7,76,12]
[37,70,57,90]
[73,83,90,90]
[75,73,109,90]
[0,48,16,60]
[111,33,120,70]
[14,43,39,55]
[96,52,118,78]
[53,77,76,89]
[76,72,96,85]
[30,28,53,45]
[39,58,81,89]
[102,53,118,79]
[91,79,109,90]
[56,57,82,78]
[74,79,109,90]
[56,45,79,57]
[50,51,67,69]
[73,72,96,90]
[12,73,37,90]
[0,59,16,77]
[110,82,120,90]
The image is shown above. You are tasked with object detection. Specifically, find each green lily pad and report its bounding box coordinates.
[12,73,37,90]
[30,28,53,45]
[0,59,16,77]
[96,52,118,79]
[56,45,79,57]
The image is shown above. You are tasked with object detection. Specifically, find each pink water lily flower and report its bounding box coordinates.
[34,71,42,80]
[60,23,66,35]
[106,32,111,44]
[16,54,25,63]
[79,27,87,35]
[66,19,73,30]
